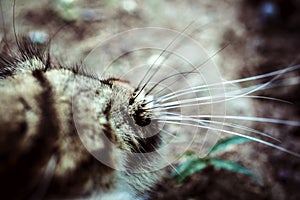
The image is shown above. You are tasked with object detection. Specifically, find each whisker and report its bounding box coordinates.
[240,95,292,104]
[0,0,13,55]
[147,79,294,111]
[144,44,229,98]
[156,114,281,142]
[158,113,300,126]
[134,22,195,100]
[158,120,300,157]
[155,78,297,105]
[145,71,199,97]
[12,0,21,52]
[152,65,300,104]
[153,94,291,110]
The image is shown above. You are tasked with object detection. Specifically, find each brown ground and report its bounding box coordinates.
[1,0,299,199]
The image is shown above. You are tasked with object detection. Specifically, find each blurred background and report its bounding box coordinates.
[0,0,300,199]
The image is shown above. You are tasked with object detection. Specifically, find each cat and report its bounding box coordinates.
[0,0,299,200]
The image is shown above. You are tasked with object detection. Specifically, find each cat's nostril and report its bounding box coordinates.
[132,108,151,127]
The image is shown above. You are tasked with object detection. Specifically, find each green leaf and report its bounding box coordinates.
[172,158,208,184]
[208,136,252,156]
[210,158,260,185]
[170,152,198,178]
[170,158,195,178]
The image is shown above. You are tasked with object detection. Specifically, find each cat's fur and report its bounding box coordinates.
[0,37,162,199]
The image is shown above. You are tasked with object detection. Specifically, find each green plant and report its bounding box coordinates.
[171,136,260,184]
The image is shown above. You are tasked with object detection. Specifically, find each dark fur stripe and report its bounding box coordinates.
[2,69,60,199]
[102,100,118,170]
[31,69,60,142]
[103,100,115,142]
[46,89,115,196]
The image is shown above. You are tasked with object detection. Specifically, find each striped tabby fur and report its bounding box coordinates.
[0,37,162,199]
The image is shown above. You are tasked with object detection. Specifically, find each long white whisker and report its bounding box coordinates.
[152,65,300,104]
[148,97,288,113]
[240,96,292,104]
[150,83,272,107]
[156,84,255,104]
[158,120,300,157]
[148,80,293,111]
[156,115,281,142]
[158,113,300,126]
[153,92,292,110]
[153,75,299,106]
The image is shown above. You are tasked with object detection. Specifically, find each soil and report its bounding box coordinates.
[1,0,299,199]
